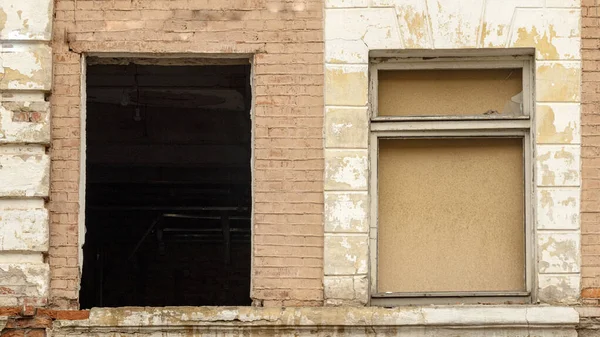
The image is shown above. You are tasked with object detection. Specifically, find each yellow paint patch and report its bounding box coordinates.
[0,68,46,90]
[401,5,429,48]
[560,197,577,207]
[478,22,489,48]
[540,190,553,208]
[537,63,580,102]
[325,68,367,106]
[513,26,559,60]
[537,105,575,143]
[554,149,574,162]
[0,8,6,33]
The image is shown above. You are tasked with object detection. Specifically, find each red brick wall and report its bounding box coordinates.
[582,0,600,305]
[50,0,324,309]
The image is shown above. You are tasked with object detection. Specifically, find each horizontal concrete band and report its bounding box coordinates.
[54,306,579,328]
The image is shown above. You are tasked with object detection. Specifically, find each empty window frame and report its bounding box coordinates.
[369,56,534,305]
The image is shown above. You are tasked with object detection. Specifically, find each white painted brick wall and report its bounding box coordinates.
[324,0,582,305]
[0,0,53,305]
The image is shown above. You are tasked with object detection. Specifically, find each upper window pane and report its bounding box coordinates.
[377,69,523,117]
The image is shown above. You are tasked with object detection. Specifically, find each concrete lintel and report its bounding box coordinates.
[53,306,579,328]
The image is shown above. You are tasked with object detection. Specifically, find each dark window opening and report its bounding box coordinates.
[80,60,252,308]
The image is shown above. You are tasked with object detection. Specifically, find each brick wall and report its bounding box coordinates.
[50,0,324,309]
[582,0,600,305]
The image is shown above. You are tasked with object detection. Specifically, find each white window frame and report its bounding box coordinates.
[368,56,535,305]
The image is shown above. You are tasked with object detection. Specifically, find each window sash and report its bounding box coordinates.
[368,57,534,304]
[369,59,533,120]
[369,131,533,303]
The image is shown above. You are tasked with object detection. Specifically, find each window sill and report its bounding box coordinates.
[53,306,578,331]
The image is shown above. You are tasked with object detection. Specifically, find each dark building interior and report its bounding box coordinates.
[80,59,252,308]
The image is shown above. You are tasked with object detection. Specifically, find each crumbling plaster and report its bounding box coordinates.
[324,0,582,305]
[52,306,579,336]
[0,0,52,306]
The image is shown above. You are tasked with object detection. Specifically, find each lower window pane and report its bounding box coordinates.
[377,138,525,293]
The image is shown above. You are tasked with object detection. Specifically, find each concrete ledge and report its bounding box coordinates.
[53,306,578,328]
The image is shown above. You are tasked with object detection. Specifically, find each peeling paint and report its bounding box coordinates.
[536,104,580,144]
[325,151,368,190]
[0,0,52,40]
[325,193,368,232]
[536,62,581,102]
[536,146,580,186]
[514,26,559,60]
[0,149,49,197]
[0,44,52,90]
[0,101,50,143]
[539,233,580,273]
[324,235,368,275]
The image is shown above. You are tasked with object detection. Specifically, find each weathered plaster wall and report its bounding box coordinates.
[51,306,579,337]
[323,0,582,305]
[0,0,52,306]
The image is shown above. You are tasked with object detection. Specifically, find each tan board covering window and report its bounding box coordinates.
[377,69,523,117]
[377,138,525,293]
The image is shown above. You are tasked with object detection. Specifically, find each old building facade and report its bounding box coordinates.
[0,0,599,335]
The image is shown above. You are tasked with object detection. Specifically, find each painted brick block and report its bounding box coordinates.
[538,274,580,304]
[0,0,53,40]
[537,188,580,230]
[325,39,368,64]
[0,44,52,91]
[427,0,485,48]
[536,104,580,144]
[0,101,51,144]
[324,275,368,305]
[0,146,49,197]
[536,145,580,187]
[325,192,369,233]
[325,0,368,8]
[539,232,581,273]
[480,0,544,48]
[325,9,401,50]
[325,107,368,148]
[536,62,581,103]
[372,0,432,48]
[0,263,49,306]
[0,207,48,251]
[324,149,368,190]
[509,9,581,60]
[325,65,368,106]
[324,234,368,275]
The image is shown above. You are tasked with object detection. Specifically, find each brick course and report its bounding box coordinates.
[50,0,324,309]
[582,0,600,305]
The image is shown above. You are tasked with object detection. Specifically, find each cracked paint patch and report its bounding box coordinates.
[0,146,49,197]
[325,192,368,233]
[536,145,580,186]
[538,233,580,273]
[0,0,52,40]
[537,188,580,230]
[0,101,50,144]
[325,150,368,190]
